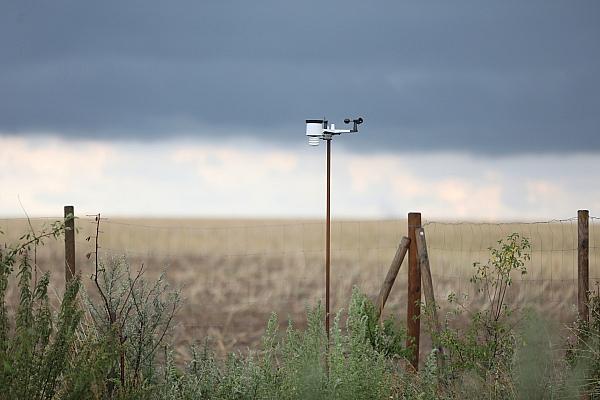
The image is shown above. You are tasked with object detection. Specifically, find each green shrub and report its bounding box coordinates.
[158,289,400,400]
[0,222,182,400]
[80,255,182,398]
[565,283,600,398]
[0,221,84,399]
[438,234,530,383]
[401,233,532,399]
[346,288,411,360]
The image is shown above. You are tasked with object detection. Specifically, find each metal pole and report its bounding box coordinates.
[325,138,331,343]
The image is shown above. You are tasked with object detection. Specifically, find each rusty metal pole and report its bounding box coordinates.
[325,138,331,343]
[64,205,75,285]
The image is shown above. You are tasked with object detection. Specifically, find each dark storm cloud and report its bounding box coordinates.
[1,0,599,153]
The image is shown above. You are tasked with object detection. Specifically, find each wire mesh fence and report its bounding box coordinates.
[1,213,598,355]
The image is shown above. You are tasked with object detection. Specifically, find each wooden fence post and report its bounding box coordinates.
[64,205,75,285]
[416,227,445,371]
[407,212,421,370]
[375,236,410,321]
[578,209,589,324]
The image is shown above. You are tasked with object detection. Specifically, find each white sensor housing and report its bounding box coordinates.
[306,119,324,137]
[306,119,324,146]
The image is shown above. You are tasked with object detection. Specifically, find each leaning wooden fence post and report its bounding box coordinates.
[578,209,589,324]
[64,205,76,285]
[375,236,410,321]
[416,227,445,371]
[407,212,421,370]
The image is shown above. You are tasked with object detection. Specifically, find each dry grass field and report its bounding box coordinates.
[2,216,599,358]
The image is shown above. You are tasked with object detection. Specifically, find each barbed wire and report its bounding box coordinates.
[0,216,63,221]
[422,217,578,227]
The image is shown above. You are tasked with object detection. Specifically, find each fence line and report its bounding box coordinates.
[1,212,599,355]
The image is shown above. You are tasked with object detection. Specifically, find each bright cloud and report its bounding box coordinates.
[0,136,115,214]
[1,135,598,220]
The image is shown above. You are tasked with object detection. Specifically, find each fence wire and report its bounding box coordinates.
[1,214,598,354]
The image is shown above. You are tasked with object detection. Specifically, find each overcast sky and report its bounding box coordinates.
[2,0,599,153]
[1,1,599,219]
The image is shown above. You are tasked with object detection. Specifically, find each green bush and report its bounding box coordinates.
[411,233,541,399]
[0,221,85,399]
[0,222,182,399]
[565,284,600,398]
[83,255,181,395]
[437,234,530,385]
[346,288,411,360]
[158,290,401,400]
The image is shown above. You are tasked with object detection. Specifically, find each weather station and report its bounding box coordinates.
[305,116,364,342]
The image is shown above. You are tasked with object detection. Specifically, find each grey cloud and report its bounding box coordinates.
[1,0,599,153]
